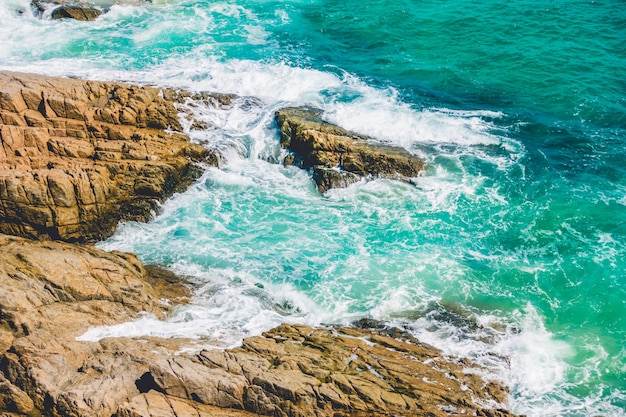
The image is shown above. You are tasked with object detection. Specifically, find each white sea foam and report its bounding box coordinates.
[401,302,626,417]
[3,4,621,416]
[78,263,322,348]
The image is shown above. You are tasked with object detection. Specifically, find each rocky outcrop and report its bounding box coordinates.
[140,323,519,417]
[0,233,193,417]
[275,107,424,192]
[0,234,520,417]
[0,71,216,242]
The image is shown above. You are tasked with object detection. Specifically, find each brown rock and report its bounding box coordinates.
[50,5,103,20]
[117,391,259,417]
[30,1,153,21]
[0,71,217,242]
[0,375,34,415]
[312,166,361,193]
[140,324,521,417]
[0,234,193,417]
[275,107,424,192]
[0,236,520,416]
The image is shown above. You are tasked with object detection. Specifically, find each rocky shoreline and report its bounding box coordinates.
[0,71,217,242]
[0,71,521,417]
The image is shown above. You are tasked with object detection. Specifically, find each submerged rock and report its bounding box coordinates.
[0,71,217,242]
[275,107,424,192]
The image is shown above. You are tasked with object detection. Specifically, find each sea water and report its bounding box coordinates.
[0,1,624,415]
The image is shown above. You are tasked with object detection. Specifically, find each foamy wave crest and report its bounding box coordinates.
[399,303,625,417]
[77,263,321,348]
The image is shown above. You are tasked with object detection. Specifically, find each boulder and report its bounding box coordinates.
[50,5,103,21]
[275,107,424,192]
[0,71,217,242]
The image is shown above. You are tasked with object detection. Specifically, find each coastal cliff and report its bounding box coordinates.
[0,72,520,417]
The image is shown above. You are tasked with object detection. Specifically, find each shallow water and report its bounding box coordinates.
[1,1,625,415]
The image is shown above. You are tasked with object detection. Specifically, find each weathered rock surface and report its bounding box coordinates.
[0,233,194,417]
[0,234,520,417]
[275,107,424,192]
[0,71,216,242]
[142,323,520,417]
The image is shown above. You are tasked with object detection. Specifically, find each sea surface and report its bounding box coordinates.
[1,0,624,415]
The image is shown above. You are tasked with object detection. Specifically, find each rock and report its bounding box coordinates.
[0,233,520,417]
[275,107,424,192]
[31,1,152,21]
[0,375,34,415]
[117,391,259,417]
[312,166,360,193]
[142,323,521,417]
[0,71,217,242]
[0,233,193,417]
[50,5,103,20]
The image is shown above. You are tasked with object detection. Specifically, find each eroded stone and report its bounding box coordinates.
[0,71,217,242]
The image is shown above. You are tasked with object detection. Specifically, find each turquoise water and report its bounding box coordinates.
[1,0,625,415]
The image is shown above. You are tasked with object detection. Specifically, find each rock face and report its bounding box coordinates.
[275,107,424,192]
[0,235,519,417]
[0,71,215,242]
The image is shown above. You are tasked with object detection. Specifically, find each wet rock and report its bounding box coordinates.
[31,1,152,21]
[311,166,360,193]
[275,107,424,192]
[0,71,217,242]
[50,5,103,20]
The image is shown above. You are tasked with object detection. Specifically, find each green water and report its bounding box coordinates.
[1,0,625,415]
